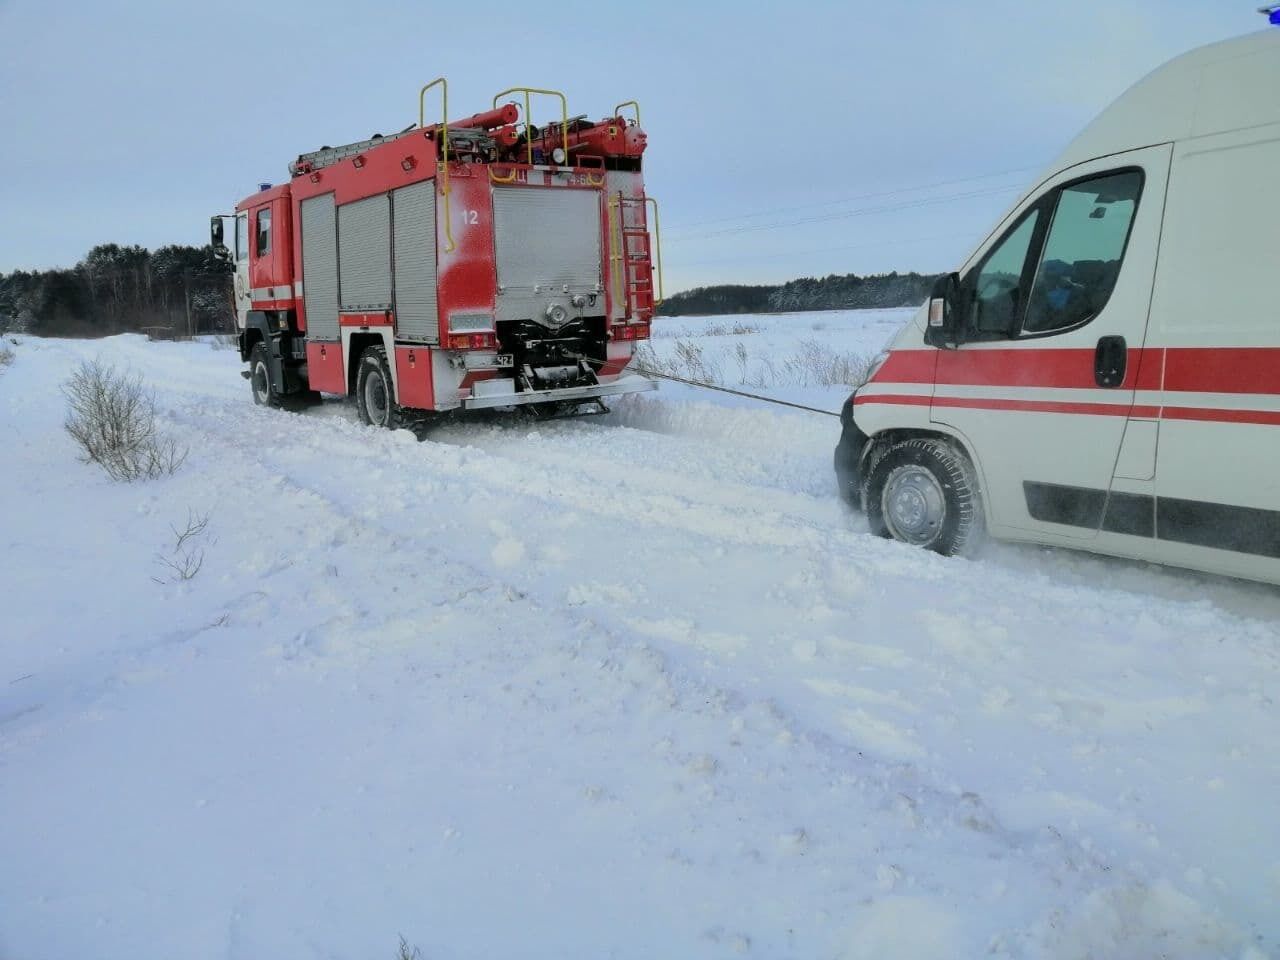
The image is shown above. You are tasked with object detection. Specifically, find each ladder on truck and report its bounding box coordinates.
[610,195,664,318]
[289,128,419,175]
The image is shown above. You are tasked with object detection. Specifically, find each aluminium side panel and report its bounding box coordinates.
[392,181,439,342]
[338,194,393,311]
[300,193,339,340]
[492,186,602,323]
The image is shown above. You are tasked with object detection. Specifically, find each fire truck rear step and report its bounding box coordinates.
[462,376,656,410]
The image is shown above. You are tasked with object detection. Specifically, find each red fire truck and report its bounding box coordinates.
[211,81,660,425]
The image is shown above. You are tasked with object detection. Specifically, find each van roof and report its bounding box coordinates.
[1053,28,1280,170]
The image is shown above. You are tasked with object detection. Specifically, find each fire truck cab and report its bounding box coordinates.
[212,82,659,424]
[835,26,1280,585]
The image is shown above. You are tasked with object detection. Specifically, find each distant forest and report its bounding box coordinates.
[1,246,939,337]
[657,271,941,316]
[0,244,233,338]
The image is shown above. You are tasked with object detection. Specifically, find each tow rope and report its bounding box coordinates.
[575,354,841,418]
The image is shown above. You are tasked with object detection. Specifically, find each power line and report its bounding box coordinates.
[671,230,979,269]
[663,165,1041,236]
[665,183,1025,244]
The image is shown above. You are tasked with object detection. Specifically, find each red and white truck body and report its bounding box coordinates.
[836,27,1280,584]
[216,84,659,419]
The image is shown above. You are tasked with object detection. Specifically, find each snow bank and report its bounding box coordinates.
[1,312,1276,959]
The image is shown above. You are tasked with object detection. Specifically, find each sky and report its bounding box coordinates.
[0,0,1264,292]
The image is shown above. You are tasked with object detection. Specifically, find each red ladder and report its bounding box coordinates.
[613,195,657,319]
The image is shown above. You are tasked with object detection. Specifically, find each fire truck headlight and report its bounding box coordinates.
[551,147,567,165]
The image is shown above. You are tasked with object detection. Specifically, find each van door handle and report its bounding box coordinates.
[1095,335,1127,388]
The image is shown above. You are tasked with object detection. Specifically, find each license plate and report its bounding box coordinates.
[495,353,515,368]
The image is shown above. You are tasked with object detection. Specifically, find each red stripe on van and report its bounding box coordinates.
[936,349,1108,389]
[853,393,933,407]
[853,394,1145,416]
[855,393,1280,426]
[875,348,1145,390]
[873,351,936,384]
[1162,406,1280,426]
[932,396,1154,417]
[873,346,1280,396]
[1163,348,1280,396]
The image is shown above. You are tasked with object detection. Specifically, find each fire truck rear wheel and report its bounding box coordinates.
[861,437,980,556]
[356,345,402,430]
[249,343,280,408]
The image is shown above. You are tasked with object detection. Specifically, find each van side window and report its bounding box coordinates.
[256,208,272,257]
[968,209,1041,338]
[235,213,249,262]
[1022,171,1142,334]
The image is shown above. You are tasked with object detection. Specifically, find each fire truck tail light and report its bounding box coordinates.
[447,332,497,350]
[610,323,651,341]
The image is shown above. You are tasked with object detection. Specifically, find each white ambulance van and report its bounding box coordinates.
[834,25,1280,584]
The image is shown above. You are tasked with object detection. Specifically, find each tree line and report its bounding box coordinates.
[658,271,941,316]
[1,245,941,337]
[0,244,233,338]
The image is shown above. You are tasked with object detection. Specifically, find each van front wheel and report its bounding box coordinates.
[862,438,979,556]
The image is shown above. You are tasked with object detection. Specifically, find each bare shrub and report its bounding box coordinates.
[63,359,188,481]
[780,338,874,387]
[634,339,723,385]
[637,336,871,391]
[153,508,210,583]
[733,342,749,384]
[696,320,759,338]
[396,937,422,960]
[0,345,13,369]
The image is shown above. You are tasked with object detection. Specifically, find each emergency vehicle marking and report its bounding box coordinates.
[858,346,1280,425]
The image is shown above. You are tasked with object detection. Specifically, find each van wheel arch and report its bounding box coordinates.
[861,429,982,489]
[860,430,986,554]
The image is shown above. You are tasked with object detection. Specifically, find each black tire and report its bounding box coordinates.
[356,345,402,429]
[249,343,279,408]
[861,437,981,556]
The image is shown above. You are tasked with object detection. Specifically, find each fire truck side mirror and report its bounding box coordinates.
[210,216,225,250]
[925,271,961,348]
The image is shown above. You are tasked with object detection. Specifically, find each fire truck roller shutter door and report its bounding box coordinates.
[491,186,602,326]
[300,194,339,341]
[392,181,439,343]
[338,194,392,312]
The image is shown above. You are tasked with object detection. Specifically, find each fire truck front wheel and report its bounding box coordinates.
[861,438,981,557]
[356,346,402,430]
[249,343,280,408]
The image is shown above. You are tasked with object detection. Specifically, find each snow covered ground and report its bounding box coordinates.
[1,311,1277,960]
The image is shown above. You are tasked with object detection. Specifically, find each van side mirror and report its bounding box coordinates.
[925,272,961,347]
